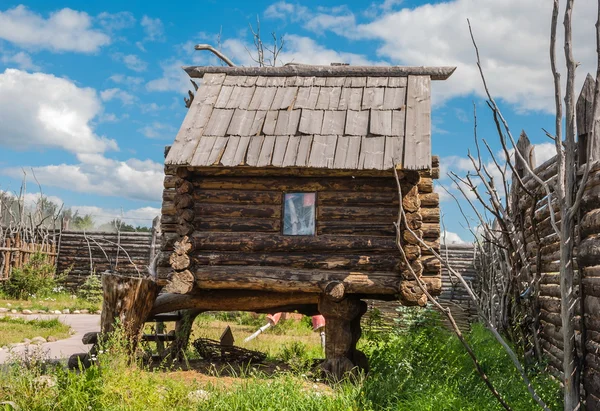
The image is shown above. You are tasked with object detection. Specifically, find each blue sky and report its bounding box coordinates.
[0,0,596,240]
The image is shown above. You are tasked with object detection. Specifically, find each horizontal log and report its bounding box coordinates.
[318,191,398,207]
[188,167,422,181]
[538,296,561,313]
[191,189,282,205]
[189,232,397,253]
[419,192,439,207]
[578,235,600,266]
[192,266,401,294]
[150,290,320,317]
[195,218,281,233]
[317,222,395,236]
[164,175,179,189]
[195,203,281,219]
[420,207,440,223]
[417,178,433,193]
[191,251,401,272]
[184,65,457,80]
[191,176,401,192]
[318,206,396,221]
[583,277,600,298]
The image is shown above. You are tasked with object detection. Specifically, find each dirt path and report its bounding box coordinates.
[0,314,100,364]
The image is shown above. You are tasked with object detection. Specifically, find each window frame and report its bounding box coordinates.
[281,191,317,236]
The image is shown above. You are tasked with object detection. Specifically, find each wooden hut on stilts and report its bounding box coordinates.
[100,61,455,378]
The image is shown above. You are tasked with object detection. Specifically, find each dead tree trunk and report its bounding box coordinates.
[101,272,160,351]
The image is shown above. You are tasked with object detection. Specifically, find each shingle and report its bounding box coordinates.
[370,110,392,136]
[321,111,346,135]
[227,109,257,136]
[271,135,290,166]
[309,135,337,168]
[315,87,341,110]
[388,77,407,87]
[214,86,234,108]
[227,86,255,109]
[325,77,345,86]
[298,110,324,135]
[382,87,406,110]
[248,87,277,110]
[249,110,267,135]
[294,87,320,109]
[271,86,298,110]
[263,110,279,135]
[265,77,286,87]
[274,109,301,135]
[338,88,362,110]
[367,77,388,87]
[362,88,385,110]
[203,108,234,136]
[391,109,406,137]
[345,110,369,136]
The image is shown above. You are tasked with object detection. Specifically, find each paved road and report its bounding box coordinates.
[0,314,100,364]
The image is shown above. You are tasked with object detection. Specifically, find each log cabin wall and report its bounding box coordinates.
[158,157,441,303]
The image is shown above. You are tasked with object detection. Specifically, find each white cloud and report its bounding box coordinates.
[100,88,136,105]
[141,16,165,42]
[109,74,144,86]
[3,154,164,202]
[113,53,147,72]
[140,102,165,113]
[138,122,176,139]
[0,5,110,53]
[533,142,556,166]
[97,11,136,32]
[0,68,117,154]
[1,51,39,70]
[442,230,469,245]
[268,1,596,112]
[146,59,189,93]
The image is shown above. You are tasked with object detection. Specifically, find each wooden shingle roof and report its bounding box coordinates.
[166,65,455,171]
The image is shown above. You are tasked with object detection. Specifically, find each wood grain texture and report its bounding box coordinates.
[403,75,431,170]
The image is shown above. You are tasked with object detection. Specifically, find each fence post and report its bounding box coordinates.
[576,74,597,165]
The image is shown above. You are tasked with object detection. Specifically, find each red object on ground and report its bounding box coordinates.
[267,312,282,325]
[312,315,326,331]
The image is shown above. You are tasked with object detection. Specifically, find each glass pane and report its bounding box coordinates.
[283,193,316,236]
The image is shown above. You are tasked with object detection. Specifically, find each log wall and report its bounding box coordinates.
[158,154,441,303]
[365,243,478,331]
[510,155,600,405]
[56,230,154,289]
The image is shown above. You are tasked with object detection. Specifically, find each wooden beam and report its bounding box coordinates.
[183,65,457,81]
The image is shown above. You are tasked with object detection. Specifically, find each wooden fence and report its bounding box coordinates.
[0,234,58,281]
[56,230,156,289]
[365,243,479,331]
[502,78,600,407]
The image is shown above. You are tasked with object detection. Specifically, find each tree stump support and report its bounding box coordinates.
[101,271,160,352]
[162,308,203,361]
[318,294,368,379]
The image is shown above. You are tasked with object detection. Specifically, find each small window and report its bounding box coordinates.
[283,193,316,236]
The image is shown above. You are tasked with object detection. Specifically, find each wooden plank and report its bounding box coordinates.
[227,109,256,136]
[388,77,408,87]
[206,136,229,165]
[295,136,314,166]
[302,77,315,86]
[345,77,367,87]
[271,86,298,109]
[285,76,303,86]
[359,136,385,170]
[294,87,320,109]
[191,189,282,204]
[243,76,257,86]
[282,135,301,167]
[274,109,301,135]
[220,136,241,166]
[223,75,245,86]
[245,136,265,166]
[325,77,345,86]
[229,86,255,109]
[313,77,326,86]
[391,110,406,137]
[321,110,346,135]
[333,136,350,168]
[298,110,324,135]
[249,110,267,135]
[166,73,225,165]
[308,135,337,168]
[255,76,267,86]
[203,108,235,136]
[271,136,290,166]
[214,85,234,108]
[383,87,406,110]
[404,75,431,170]
[190,136,217,166]
[344,136,362,169]
[249,87,277,110]
[262,110,279,135]
[362,88,385,110]
[367,77,389,87]
[345,110,369,136]
[257,135,276,166]
[265,77,286,87]
[384,136,403,169]
[315,87,341,110]
[370,110,392,136]
[233,136,251,165]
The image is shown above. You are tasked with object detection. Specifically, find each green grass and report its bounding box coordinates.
[0,316,71,346]
[0,310,563,411]
[0,291,101,313]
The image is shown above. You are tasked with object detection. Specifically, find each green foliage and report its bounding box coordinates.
[72,214,95,231]
[76,275,102,304]
[358,314,563,411]
[0,316,70,346]
[2,253,59,300]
